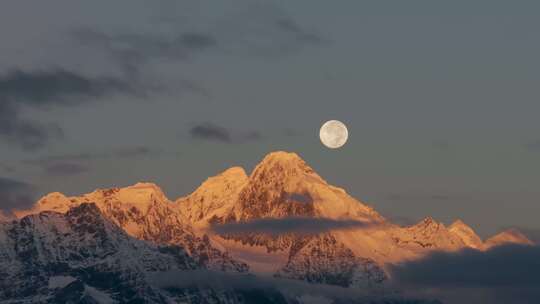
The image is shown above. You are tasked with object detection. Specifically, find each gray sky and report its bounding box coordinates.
[1,0,539,237]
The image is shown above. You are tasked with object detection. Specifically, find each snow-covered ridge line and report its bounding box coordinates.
[9,150,534,288]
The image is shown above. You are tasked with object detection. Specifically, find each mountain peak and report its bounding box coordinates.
[414,217,440,228]
[449,219,467,228]
[220,166,248,179]
[87,182,170,212]
[13,191,74,218]
[257,151,309,168]
[485,228,534,248]
[251,151,321,182]
[448,219,483,249]
[177,166,248,224]
[261,151,303,162]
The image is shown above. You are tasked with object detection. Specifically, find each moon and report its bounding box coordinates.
[319,120,348,149]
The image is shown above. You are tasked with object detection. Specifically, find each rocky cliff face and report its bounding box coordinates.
[1,203,197,302]
[16,183,248,273]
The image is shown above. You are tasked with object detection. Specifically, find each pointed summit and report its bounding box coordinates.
[485,228,534,249]
[448,219,483,249]
[177,166,248,225]
[225,151,382,221]
[251,151,322,181]
[13,192,74,218]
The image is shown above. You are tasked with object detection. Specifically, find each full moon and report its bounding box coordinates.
[319,120,348,149]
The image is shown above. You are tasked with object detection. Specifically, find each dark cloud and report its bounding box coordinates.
[71,2,324,78]
[0,69,134,150]
[282,128,300,137]
[149,269,437,304]
[43,162,89,177]
[25,146,158,164]
[0,103,65,150]
[389,244,540,304]
[0,69,132,106]
[275,18,324,44]
[190,123,232,143]
[72,28,217,79]
[283,192,313,204]
[0,177,37,211]
[23,146,158,176]
[189,123,262,144]
[240,131,264,143]
[0,163,15,173]
[215,3,326,58]
[211,217,373,236]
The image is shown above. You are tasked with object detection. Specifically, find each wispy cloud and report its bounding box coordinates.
[189,123,263,144]
[0,163,15,173]
[389,244,540,304]
[71,1,326,78]
[149,269,432,303]
[211,217,374,236]
[215,2,327,58]
[189,123,232,143]
[0,69,134,150]
[42,162,89,177]
[23,146,159,176]
[72,28,217,79]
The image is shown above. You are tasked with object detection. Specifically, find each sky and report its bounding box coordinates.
[1,0,540,237]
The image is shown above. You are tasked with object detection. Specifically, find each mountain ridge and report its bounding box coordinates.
[9,151,534,290]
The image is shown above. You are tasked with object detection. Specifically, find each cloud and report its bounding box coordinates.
[0,177,37,211]
[43,162,89,177]
[28,146,157,163]
[0,69,134,149]
[189,123,262,144]
[215,2,326,58]
[275,18,323,44]
[211,217,373,236]
[0,69,132,106]
[389,244,540,304]
[72,28,217,78]
[149,269,436,304]
[0,163,15,173]
[23,146,158,176]
[71,2,325,78]
[190,123,232,143]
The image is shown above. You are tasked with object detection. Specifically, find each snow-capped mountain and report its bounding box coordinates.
[174,151,533,285]
[0,203,441,304]
[16,183,248,273]
[484,228,534,249]
[1,203,198,302]
[1,203,319,304]
[9,151,534,301]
